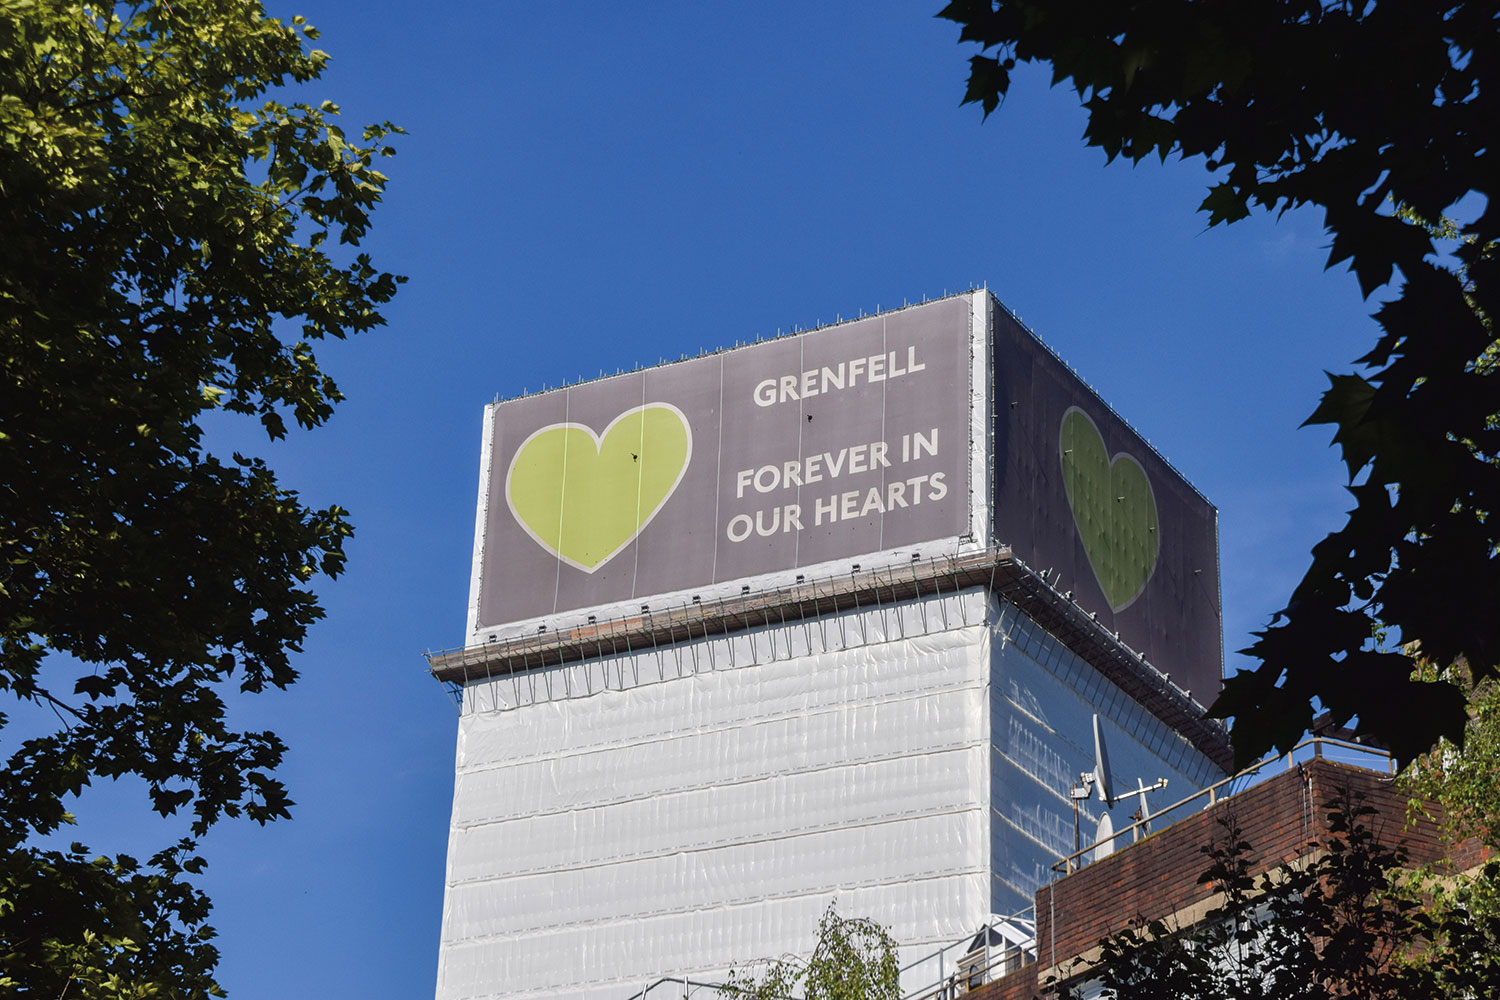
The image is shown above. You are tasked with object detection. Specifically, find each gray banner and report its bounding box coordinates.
[478,297,973,628]
[990,300,1224,704]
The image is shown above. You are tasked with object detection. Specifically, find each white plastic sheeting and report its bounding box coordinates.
[438,593,993,1000]
[435,589,1224,1000]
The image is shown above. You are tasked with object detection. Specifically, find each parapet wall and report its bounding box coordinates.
[1028,757,1488,985]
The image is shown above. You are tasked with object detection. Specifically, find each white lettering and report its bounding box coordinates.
[749,346,928,407]
[783,504,804,532]
[734,439,896,498]
[726,514,753,542]
[840,489,860,521]
[914,428,939,460]
[848,356,867,387]
[804,453,824,484]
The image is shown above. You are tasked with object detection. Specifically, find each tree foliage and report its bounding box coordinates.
[939,0,1500,767]
[1,840,221,998]
[1402,660,1500,851]
[1050,793,1500,1000]
[0,1,401,993]
[726,903,901,1000]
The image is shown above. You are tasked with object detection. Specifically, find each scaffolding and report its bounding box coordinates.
[426,548,1230,771]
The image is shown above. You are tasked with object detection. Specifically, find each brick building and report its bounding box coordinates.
[960,753,1491,1000]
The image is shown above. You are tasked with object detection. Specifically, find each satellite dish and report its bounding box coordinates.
[1093,811,1117,861]
[1092,714,1115,808]
[1068,713,1123,868]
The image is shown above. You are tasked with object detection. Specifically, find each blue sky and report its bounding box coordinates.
[59,3,1390,996]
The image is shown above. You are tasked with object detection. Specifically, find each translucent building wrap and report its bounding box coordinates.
[435,589,1221,1000]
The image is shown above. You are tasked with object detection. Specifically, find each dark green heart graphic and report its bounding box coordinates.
[1059,407,1159,611]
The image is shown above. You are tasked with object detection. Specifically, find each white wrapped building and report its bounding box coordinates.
[429,293,1230,999]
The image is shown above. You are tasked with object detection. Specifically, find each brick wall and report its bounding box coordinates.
[1025,758,1489,984]
[935,758,1489,1000]
[965,963,1035,1000]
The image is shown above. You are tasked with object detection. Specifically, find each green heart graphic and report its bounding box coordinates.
[505,403,692,572]
[1059,407,1159,611]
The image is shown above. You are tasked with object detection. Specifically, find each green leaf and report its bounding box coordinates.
[1198,181,1251,227]
[944,0,1500,765]
[0,0,400,991]
[961,55,1010,117]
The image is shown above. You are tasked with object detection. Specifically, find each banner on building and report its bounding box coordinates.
[990,301,1222,702]
[474,297,974,628]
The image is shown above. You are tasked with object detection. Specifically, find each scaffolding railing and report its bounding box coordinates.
[897,909,1037,1000]
[617,907,1038,1000]
[425,547,1231,770]
[624,976,744,1000]
[1049,734,1395,876]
